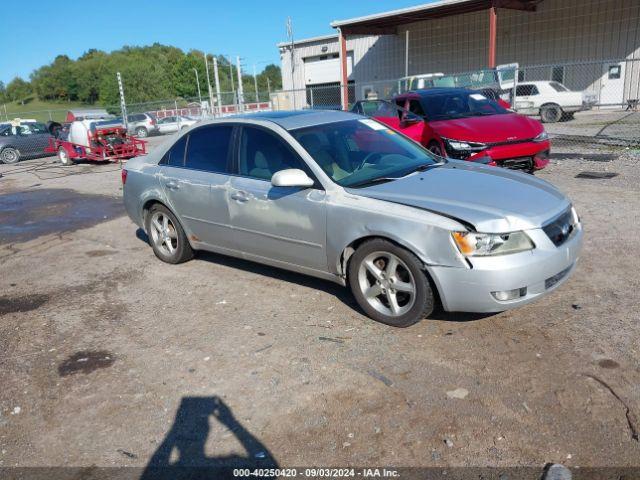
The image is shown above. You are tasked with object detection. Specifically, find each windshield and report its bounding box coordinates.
[421,91,508,120]
[290,119,441,188]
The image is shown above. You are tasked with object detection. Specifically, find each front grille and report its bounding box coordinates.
[500,157,533,171]
[542,208,575,247]
[545,265,573,289]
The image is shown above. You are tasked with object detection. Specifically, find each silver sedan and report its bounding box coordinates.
[122,110,582,327]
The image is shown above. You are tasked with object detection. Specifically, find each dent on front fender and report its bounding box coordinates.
[326,192,469,276]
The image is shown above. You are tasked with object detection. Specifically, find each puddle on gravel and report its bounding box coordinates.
[598,359,620,369]
[0,294,50,316]
[0,189,124,244]
[58,350,115,376]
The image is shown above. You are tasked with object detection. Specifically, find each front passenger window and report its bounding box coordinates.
[238,127,308,181]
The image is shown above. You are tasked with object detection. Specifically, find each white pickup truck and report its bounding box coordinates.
[514,81,597,123]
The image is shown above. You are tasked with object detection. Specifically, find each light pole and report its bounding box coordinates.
[193,68,202,104]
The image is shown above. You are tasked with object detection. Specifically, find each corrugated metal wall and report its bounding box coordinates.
[281,0,640,103]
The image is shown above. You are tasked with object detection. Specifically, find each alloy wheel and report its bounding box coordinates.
[149,211,178,257]
[357,251,416,317]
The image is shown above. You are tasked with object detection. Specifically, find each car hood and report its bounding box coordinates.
[430,113,542,143]
[345,161,570,233]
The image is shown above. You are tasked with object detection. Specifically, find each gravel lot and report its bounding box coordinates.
[0,135,639,474]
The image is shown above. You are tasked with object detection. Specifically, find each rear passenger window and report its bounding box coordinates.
[516,85,538,96]
[185,125,233,172]
[161,135,187,166]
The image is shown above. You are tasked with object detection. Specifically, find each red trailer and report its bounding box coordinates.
[45,120,146,165]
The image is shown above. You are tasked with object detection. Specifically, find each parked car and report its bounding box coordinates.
[352,88,550,172]
[122,110,582,327]
[157,116,198,134]
[126,113,158,138]
[514,81,598,123]
[0,122,52,164]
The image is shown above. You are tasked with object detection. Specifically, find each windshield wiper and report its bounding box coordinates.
[347,176,398,188]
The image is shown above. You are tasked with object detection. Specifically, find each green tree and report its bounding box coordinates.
[6,77,33,104]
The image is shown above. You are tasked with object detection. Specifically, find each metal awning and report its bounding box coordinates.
[331,0,543,35]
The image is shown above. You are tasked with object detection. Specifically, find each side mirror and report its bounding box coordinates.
[271,168,314,188]
[401,113,422,126]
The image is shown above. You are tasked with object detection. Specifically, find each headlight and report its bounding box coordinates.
[533,131,549,142]
[451,231,534,256]
[443,138,486,151]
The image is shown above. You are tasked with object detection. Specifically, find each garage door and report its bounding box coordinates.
[304,52,353,86]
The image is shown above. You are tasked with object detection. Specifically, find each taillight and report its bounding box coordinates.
[121,169,128,185]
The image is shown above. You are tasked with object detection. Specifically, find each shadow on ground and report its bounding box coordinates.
[135,228,495,324]
[141,396,278,480]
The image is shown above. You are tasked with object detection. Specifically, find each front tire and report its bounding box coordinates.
[0,147,20,164]
[135,126,148,138]
[348,239,434,327]
[541,104,563,123]
[145,204,193,264]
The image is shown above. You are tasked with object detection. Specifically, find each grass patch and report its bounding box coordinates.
[2,98,97,122]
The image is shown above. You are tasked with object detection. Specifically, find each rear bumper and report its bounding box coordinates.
[427,224,583,313]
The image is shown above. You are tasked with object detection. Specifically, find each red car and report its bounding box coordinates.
[351,88,550,172]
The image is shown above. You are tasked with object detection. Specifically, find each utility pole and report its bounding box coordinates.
[193,68,202,105]
[204,54,214,117]
[227,55,236,105]
[213,56,222,116]
[236,56,244,112]
[253,65,259,103]
[117,72,128,130]
[286,17,296,109]
[266,77,271,97]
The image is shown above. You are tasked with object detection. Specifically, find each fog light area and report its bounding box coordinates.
[491,287,527,301]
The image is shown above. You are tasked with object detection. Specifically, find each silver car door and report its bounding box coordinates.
[228,125,327,271]
[159,125,235,250]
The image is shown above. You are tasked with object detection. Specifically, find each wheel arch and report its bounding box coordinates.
[539,102,562,112]
[338,234,444,310]
[141,198,195,248]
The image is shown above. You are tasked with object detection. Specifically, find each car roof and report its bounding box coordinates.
[402,87,477,98]
[221,109,362,130]
[518,81,554,85]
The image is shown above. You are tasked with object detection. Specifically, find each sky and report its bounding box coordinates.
[0,0,428,84]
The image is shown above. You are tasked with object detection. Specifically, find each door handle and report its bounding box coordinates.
[165,180,180,190]
[230,190,249,202]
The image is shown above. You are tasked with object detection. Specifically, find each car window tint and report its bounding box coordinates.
[516,85,537,96]
[408,100,425,116]
[161,135,187,166]
[185,125,232,172]
[238,127,307,181]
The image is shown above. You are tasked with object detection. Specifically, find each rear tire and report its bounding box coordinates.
[348,238,434,327]
[145,204,193,264]
[540,104,563,123]
[135,127,148,138]
[0,147,20,164]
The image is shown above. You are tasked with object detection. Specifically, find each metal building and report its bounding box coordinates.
[278,0,640,109]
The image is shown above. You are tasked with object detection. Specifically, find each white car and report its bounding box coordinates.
[514,81,597,123]
[157,116,198,134]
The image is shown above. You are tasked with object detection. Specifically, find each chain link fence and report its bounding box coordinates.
[1,60,639,165]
